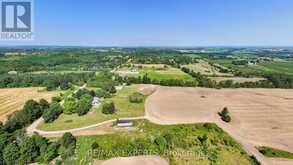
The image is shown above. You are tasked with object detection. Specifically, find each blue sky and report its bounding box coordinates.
[1,0,293,46]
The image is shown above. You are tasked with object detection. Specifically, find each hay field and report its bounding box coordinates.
[183,60,233,76]
[145,86,293,153]
[0,88,59,122]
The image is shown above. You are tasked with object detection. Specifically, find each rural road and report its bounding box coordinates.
[26,116,146,137]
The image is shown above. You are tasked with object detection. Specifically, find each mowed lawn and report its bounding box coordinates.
[0,88,59,122]
[38,85,145,131]
[139,67,194,81]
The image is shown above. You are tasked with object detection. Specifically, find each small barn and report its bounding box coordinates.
[117,119,133,127]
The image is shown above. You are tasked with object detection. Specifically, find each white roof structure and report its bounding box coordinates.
[117,119,133,127]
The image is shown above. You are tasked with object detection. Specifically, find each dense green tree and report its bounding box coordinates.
[142,74,151,84]
[41,142,59,163]
[63,98,78,114]
[95,88,110,98]
[3,143,20,165]
[19,137,39,164]
[39,99,49,111]
[76,94,93,116]
[0,130,11,164]
[22,100,42,123]
[43,102,63,123]
[74,88,95,99]
[59,133,76,160]
[60,132,76,148]
[101,101,116,114]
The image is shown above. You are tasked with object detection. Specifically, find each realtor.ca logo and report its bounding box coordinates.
[0,0,33,40]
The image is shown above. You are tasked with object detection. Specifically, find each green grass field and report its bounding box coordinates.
[139,67,194,81]
[38,85,145,131]
[74,120,255,165]
[258,146,293,159]
[115,64,194,81]
[210,59,293,76]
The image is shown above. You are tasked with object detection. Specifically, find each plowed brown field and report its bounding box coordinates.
[145,86,293,153]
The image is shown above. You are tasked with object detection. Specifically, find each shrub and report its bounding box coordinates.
[3,143,20,165]
[218,107,231,123]
[129,92,144,103]
[95,88,110,98]
[63,98,78,114]
[258,146,293,159]
[101,101,116,114]
[52,96,62,103]
[39,99,49,111]
[76,94,93,116]
[60,132,76,148]
[74,88,95,99]
[59,133,76,159]
[221,115,231,122]
[154,136,167,152]
[41,142,59,163]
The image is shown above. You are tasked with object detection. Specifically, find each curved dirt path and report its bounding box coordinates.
[27,116,145,137]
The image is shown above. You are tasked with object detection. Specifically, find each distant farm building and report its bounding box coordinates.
[8,71,18,75]
[248,61,257,66]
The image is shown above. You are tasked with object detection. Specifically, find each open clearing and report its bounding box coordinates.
[38,85,145,131]
[139,67,194,81]
[145,86,293,155]
[116,64,194,82]
[0,87,58,122]
[182,60,233,76]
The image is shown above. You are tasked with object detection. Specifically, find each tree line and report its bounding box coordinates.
[0,99,77,164]
[0,72,95,90]
[184,66,293,89]
[122,74,198,87]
